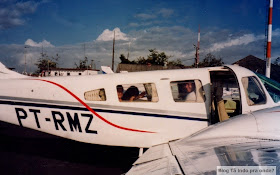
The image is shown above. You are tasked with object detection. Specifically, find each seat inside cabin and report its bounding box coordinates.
[210,70,242,124]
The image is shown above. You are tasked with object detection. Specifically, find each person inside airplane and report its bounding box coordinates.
[184,81,196,101]
[121,86,141,101]
[177,80,196,101]
[99,89,106,101]
[117,83,157,102]
[117,85,124,102]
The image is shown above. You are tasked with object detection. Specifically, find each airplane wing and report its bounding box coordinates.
[126,143,183,175]
[127,137,280,175]
[127,107,280,175]
[0,62,27,79]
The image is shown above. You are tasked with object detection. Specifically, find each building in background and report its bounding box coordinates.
[233,55,280,82]
[116,63,184,73]
[41,68,99,77]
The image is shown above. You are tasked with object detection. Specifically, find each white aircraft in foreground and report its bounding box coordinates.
[126,105,280,174]
[0,62,280,156]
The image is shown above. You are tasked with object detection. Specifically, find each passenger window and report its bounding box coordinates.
[242,77,266,106]
[84,88,106,101]
[170,80,205,102]
[117,83,158,102]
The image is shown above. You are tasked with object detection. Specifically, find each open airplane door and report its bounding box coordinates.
[208,65,278,125]
[209,66,242,124]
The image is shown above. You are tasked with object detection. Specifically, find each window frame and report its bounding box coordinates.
[241,76,267,106]
[116,82,159,103]
[170,79,205,103]
[84,88,107,101]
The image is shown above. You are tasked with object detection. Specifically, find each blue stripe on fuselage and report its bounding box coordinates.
[0,100,208,122]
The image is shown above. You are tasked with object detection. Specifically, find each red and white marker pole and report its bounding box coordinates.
[266,0,273,78]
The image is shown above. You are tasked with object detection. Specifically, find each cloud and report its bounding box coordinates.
[134,8,173,20]
[129,22,139,27]
[206,34,264,53]
[0,0,46,29]
[1,27,280,73]
[135,13,157,20]
[273,28,280,37]
[25,39,55,48]
[96,28,129,41]
[158,8,174,18]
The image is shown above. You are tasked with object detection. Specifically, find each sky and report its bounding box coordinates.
[0,0,280,73]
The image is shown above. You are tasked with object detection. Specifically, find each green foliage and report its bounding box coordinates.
[168,59,184,67]
[136,56,147,64]
[195,53,224,67]
[146,49,170,66]
[274,57,280,66]
[35,53,59,73]
[75,57,89,69]
[119,54,136,64]
[119,49,182,66]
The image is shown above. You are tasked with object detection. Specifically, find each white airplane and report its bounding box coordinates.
[0,62,280,155]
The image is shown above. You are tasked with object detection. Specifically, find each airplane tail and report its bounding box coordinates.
[101,66,114,74]
[0,62,27,79]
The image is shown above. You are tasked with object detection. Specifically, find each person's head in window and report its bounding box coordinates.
[185,82,194,93]
[117,85,124,101]
[122,86,139,101]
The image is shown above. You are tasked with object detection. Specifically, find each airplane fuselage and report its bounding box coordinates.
[0,65,278,147]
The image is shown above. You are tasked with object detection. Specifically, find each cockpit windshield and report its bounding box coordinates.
[256,72,280,103]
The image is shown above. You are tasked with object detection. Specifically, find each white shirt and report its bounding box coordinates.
[185,91,196,101]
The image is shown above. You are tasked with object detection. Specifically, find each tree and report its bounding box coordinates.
[146,49,170,66]
[119,48,183,67]
[274,57,280,66]
[168,59,184,67]
[35,52,58,73]
[136,56,148,65]
[75,57,88,69]
[119,54,135,64]
[195,53,224,67]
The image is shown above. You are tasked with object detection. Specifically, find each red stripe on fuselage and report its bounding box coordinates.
[34,79,155,133]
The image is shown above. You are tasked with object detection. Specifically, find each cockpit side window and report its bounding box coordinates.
[256,72,280,103]
[170,79,205,103]
[242,76,266,106]
[84,88,106,101]
[117,83,158,102]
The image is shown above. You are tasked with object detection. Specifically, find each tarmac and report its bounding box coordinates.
[0,121,139,175]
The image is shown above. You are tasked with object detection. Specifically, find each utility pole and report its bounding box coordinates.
[91,59,96,70]
[24,46,28,74]
[195,25,200,68]
[127,42,130,60]
[112,30,115,72]
[194,25,200,68]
